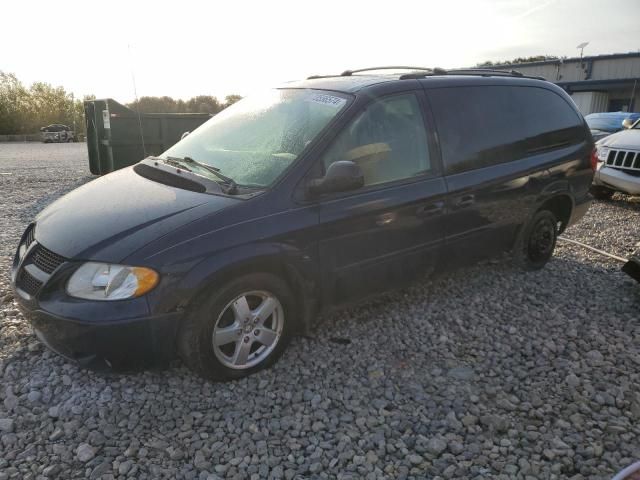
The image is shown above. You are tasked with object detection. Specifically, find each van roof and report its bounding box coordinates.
[281,67,549,93]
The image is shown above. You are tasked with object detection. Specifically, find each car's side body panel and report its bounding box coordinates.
[316,176,447,304]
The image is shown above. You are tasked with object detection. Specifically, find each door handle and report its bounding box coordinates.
[376,212,396,226]
[454,194,475,208]
[417,201,444,217]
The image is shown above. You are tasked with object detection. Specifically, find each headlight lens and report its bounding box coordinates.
[67,262,159,301]
[596,146,609,162]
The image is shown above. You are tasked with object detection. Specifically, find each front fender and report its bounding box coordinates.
[146,242,319,331]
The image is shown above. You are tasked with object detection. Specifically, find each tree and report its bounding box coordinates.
[224,94,242,108]
[476,55,560,67]
[128,96,180,113]
[185,95,222,114]
[0,72,29,134]
[0,70,242,134]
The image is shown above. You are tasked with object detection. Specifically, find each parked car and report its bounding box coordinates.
[591,116,640,199]
[41,124,75,143]
[585,112,640,142]
[11,68,594,380]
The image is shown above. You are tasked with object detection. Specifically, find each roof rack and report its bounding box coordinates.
[340,66,434,76]
[307,66,546,81]
[399,68,546,81]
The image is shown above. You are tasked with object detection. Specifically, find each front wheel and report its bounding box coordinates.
[178,273,295,381]
[513,210,558,271]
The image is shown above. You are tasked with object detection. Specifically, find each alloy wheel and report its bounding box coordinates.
[211,290,284,370]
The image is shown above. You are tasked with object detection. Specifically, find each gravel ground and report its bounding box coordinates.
[1,143,639,480]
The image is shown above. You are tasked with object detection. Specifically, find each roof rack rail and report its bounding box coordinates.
[340,66,434,76]
[307,66,546,81]
[399,68,546,81]
[447,68,546,80]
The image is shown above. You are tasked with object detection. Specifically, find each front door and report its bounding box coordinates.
[313,92,447,305]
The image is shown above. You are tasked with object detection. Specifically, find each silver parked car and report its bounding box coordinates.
[591,117,640,199]
[40,124,75,143]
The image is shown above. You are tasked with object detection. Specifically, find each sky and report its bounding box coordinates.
[2,0,639,103]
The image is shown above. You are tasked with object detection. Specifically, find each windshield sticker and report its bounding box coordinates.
[307,94,346,108]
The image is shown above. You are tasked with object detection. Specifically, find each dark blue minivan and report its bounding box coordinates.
[11,67,595,380]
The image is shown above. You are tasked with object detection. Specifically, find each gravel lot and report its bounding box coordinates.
[1,143,639,480]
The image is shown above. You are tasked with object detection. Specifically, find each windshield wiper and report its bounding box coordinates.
[166,156,238,194]
[162,157,192,172]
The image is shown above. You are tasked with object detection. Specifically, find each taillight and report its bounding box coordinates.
[590,147,598,172]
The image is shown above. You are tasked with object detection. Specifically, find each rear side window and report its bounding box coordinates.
[429,86,584,174]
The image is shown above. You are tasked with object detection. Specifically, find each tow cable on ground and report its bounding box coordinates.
[557,236,629,263]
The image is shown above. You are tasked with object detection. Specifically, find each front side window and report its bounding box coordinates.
[321,93,431,186]
[162,89,350,187]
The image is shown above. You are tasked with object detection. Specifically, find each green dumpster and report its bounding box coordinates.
[84,99,211,175]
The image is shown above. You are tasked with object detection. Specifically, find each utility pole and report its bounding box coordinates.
[576,42,589,78]
[71,92,77,135]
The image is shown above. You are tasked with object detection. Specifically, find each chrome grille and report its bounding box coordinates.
[16,268,43,296]
[24,225,35,248]
[32,245,66,274]
[606,149,640,171]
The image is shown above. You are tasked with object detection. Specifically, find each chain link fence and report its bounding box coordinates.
[0,134,41,142]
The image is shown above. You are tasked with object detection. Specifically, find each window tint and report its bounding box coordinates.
[515,87,585,153]
[429,86,583,174]
[321,93,431,186]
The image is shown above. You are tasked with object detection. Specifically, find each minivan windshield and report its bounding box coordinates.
[161,89,351,188]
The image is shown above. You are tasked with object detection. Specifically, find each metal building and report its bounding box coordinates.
[489,52,640,115]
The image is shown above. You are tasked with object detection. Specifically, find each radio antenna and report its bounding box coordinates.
[128,44,147,157]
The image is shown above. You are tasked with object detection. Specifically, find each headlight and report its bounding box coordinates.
[596,146,610,162]
[67,262,159,301]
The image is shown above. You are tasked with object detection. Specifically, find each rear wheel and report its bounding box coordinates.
[590,185,615,200]
[178,273,295,381]
[513,210,558,270]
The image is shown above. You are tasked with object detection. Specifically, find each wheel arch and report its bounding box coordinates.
[537,193,574,234]
[177,243,318,334]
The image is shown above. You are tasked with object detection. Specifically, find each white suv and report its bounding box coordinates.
[592,118,640,199]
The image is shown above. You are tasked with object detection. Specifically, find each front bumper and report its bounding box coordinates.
[15,299,182,371]
[593,165,640,195]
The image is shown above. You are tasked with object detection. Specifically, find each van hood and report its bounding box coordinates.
[35,167,240,261]
[597,128,640,149]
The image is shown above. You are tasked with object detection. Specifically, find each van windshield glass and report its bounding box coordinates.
[161,89,350,187]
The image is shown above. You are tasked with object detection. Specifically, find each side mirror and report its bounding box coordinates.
[307,160,364,196]
[622,118,634,129]
[181,131,190,140]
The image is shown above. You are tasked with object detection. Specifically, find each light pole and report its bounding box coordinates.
[577,42,589,63]
[576,42,589,79]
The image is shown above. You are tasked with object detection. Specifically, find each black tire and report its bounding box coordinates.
[513,210,558,271]
[178,273,295,381]
[590,185,615,200]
